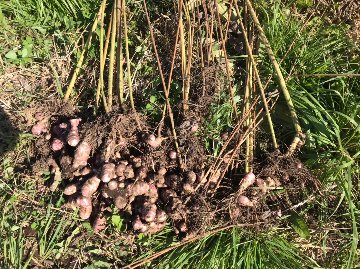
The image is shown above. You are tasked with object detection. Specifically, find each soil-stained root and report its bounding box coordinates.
[146,134,163,148]
[239,172,256,193]
[64,183,79,195]
[67,118,81,147]
[82,176,101,197]
[236,195,254,207]
[31,119,48,135]
[101,163,116,182]
[73,141,91,169]
[51,138,64,151]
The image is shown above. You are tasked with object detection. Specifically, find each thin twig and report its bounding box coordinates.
[143,0,183,165]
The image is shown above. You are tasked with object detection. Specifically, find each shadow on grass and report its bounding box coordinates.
[0,107,20,158]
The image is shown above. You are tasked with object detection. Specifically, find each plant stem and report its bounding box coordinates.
[64,0,105,101]
[107,0,117,111]
[96,0,107,109]
[123,0,135,111]
[116,0,124,108]
[245,0,302,154]
[235,1,278,149]
[214,0,238,118]
[143,0,183,165]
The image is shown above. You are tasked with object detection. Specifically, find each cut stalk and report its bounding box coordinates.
[245,0,302,154]
[234,1,278,149]
[123,0,135,111]
[116,0,125,107]
[214,0,238,117]
[143,0,183,165]
[96,0,107,109]
[107,0,117,111]
[64,1,106,101]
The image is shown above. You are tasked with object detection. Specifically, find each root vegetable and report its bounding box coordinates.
[158,167,167,176]
[114,195,128,209]
[73,141,91,169]
[141,203,157,223]
[156,210,167,222]
[190,122,199,133]
[64,184,78,195]
[265,177,277,187]
[147,184,158,198]
[93,215,107,233]
[183,183,194,194]
[101,163,116,183]
[132,216,149,233]
[31,120,47,135]
[132,181,150,196]
[186,171,197,184]
[136,166,148,179]
[168,150,177,160]
[76,196,92,207]
[80,167,92,176]
[81,176,101,197]
[67,118,81,147]
[51,138,64,151]
[124,165,135,179]
[146,134,162,148]
[115,163,127,177]
[236,195,254,207]
[255,178,267,193]
[108,180,118,191]
[132,157,142,168]
[239,172,256,193]
[79,205,92,219]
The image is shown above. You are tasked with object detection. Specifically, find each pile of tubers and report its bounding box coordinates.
[32,116,281,235]
[33,117,198,234]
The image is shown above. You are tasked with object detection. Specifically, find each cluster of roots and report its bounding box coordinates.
[30,111,319,236]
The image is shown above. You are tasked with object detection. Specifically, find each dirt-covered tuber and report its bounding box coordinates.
[81,176,101,197]
[51,138,64,151]
[67,118,81,147]
[236,195,254,207]
[101,163,116,183]
[73,141,91,169]
[239,172,256,193]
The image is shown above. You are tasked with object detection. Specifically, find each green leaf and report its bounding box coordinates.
[150,95,157,103]
[111,214,123,231]
[5,50,17,60]
[21,47,30,58]
[289,212,310,239]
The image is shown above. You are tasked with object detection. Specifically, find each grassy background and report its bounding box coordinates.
[0,0,359,268]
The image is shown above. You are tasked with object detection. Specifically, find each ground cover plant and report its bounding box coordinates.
[0,0,359,268]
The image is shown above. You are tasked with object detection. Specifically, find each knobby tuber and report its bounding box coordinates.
[82,176,101,197]
[101,163,116,183]
[51,138,64,151]
[236,195,254,207]
[67,118,81,147]
[73,141,91,169]
[31,120,48,135]
[239,172,256,193]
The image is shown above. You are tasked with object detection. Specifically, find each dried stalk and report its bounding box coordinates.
[116,0,125,108]
[214,0,238,117]
[245,0,302,154]
[107,0,117,111]
[123,0,135,111]
[143,0,183,165]
[64,0,106,101]
[234,1,278,149]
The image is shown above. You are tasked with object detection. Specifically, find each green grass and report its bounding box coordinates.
[0,0,359,268]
